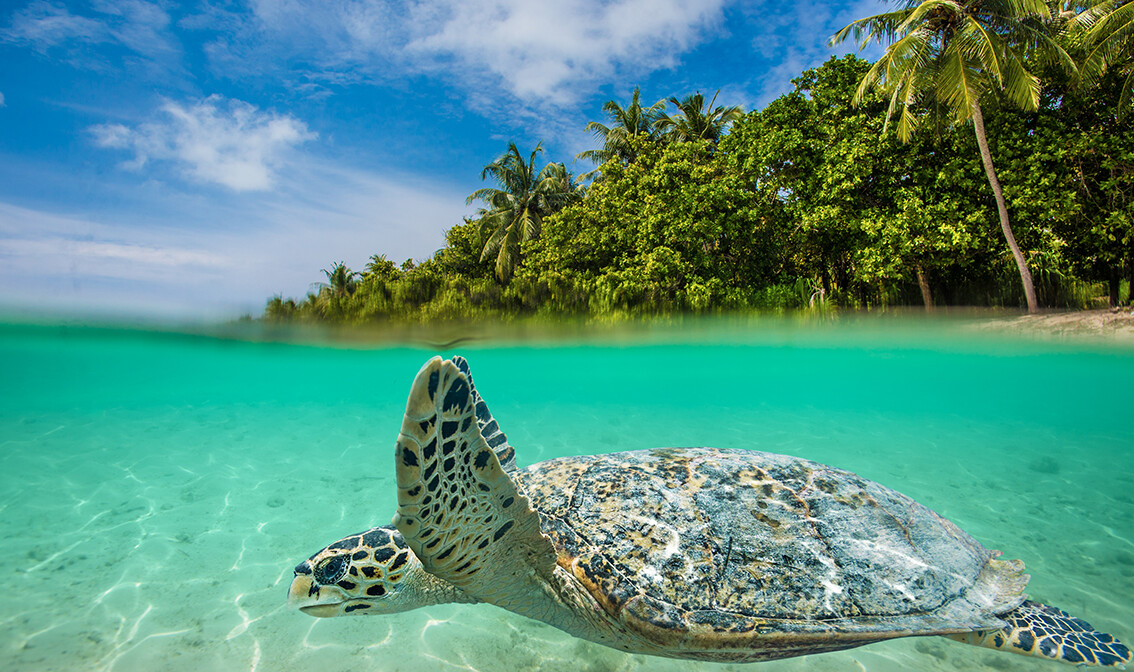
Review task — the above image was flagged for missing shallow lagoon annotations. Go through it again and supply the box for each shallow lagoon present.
[1,318,1131,672]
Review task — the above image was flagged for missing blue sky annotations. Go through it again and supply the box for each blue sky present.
[0,0,885,319]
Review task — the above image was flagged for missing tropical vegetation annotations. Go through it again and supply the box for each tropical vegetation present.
[466,142,581,282]
[264,3,1133,325]
[576,86,666,169]
[829,0,1080,313]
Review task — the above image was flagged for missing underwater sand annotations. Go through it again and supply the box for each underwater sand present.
[1,320,1131,672]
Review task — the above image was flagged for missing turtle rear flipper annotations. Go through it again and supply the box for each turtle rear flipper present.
[393,357,558,614]
[947,601,1131,668]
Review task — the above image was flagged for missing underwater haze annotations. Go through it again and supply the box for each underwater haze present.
[1,319,1132,672]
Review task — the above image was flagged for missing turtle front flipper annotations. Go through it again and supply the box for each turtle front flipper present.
[947,600,1131,668]
[392,357,558,614]
[451,356,516,472]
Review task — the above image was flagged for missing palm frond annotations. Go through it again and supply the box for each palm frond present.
[856,27,932,126]
[958,17,1005,84]
[1120,66,1134,117]
[1000,44,1041,110]
[895,67,924,141]
[938,36,984,122]
[479,222,509,261]
[898,0,961,36]
[519,207,541,242]
[466,187,499,206]
[583,121,613,141]
[1087,0,1134,44]
[494,224,523,282]
[829,9,914,49]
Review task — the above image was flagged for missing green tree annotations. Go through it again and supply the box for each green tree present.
[520,137,783,314]
[996,67,1134,306]
[323,261,360,298]
[467,142,580,282]
[577,86,666,168]
[724,61,873,304]
[855,144,994,310]
[656,91,745,143]
[832,0,1075,312]
[434,218,494,280]
[726,56,996,309]
[264,294,298,322]
[313,261,361,320]
[363,254,400,282]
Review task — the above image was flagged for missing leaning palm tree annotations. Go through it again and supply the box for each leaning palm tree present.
[577,86,667,167]
[655,90,745,143]
[467,142,580,282]
[831,0,1076,313]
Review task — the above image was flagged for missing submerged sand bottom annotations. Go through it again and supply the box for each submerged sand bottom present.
[2,397,1130,672]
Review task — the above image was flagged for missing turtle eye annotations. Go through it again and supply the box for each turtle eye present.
[314,555,349,585]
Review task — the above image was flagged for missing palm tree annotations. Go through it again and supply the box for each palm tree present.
[655,90,745,143]
[577,87,667,167]
[264,294,298,321]
[831,0,1075,313]
[467,142,581,282]
[1070,0,1134,115]
[322,261,360,298]
[363,253,400,282]
[537,160,585,203]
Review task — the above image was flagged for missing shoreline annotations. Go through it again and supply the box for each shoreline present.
[3,307,1134,347]
[975,307,1134,342]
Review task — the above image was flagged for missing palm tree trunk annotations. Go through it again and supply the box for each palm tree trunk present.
[972,103,1038,313]
[916,262,934,312]
[1126,258,1133,306]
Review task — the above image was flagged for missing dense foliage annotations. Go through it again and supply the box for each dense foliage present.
[266,35,1133,324]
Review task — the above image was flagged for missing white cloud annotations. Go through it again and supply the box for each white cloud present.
[404,0,726,105]
[187,0,885,144]
[0,203,233,277]
[2,0,177,62]
[90,95,316,192]
[2,1,109,49]
[4,237,227,271]
[0,161,471,318]
[198,0,724,107]
[90,0,177,58]
[0,203,235,317]
[0,91,5,106]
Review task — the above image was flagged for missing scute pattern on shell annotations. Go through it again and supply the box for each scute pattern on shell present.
[519,447,992,622]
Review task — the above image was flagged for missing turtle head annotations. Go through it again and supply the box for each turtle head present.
[288,525,473,617]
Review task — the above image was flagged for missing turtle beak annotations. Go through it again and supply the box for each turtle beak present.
[288,575,346,617]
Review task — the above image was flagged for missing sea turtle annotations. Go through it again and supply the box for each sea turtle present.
[288,356,1131,667]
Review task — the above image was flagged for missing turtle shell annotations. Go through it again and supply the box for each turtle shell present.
[516,447,1023,653]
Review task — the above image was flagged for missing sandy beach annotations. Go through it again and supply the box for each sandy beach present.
[977,308,1134,342]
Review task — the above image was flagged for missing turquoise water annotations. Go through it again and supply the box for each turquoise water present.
[1,320,1132,672]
